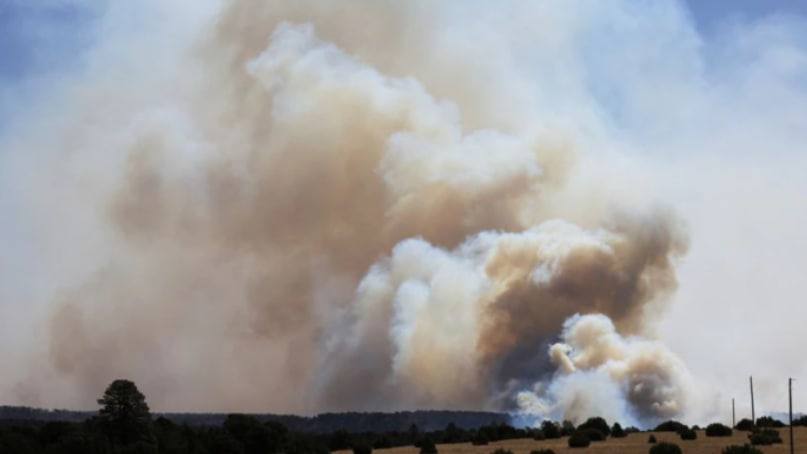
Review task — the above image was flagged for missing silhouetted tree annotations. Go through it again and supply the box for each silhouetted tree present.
[611,422,626,438]
[649,442,682,454]
[722,444,763,454]
[705,423,733,437]
[567,431,590,448]
[654,420,687,433]
[578,417,610,437]
[678,427,697,440]
[419,437,437,453]
[755,416,784,428]
[97,379,153,445]
[540,421,561,439]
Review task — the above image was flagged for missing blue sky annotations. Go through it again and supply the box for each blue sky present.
[2,0,807,86]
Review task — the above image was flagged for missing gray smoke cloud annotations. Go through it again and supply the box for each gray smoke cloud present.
[15,0,787,426]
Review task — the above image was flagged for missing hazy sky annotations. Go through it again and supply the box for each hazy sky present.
[1,0,807,422]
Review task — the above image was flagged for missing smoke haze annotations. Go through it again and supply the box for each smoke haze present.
[2,0,807,428]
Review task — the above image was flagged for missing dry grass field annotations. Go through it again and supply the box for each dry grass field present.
[337,428,807,454]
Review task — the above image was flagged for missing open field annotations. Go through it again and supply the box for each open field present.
[337,428,807,454]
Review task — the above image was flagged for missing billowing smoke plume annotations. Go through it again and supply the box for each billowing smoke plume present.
[7,0,699,425]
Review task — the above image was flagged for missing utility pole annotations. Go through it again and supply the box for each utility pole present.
[789,378,794,454]
[732,398,736,428]
[750,376,756,425]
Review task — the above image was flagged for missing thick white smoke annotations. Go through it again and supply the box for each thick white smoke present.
[4,0,807,428]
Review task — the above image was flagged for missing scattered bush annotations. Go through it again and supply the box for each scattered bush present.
[568,431,591,448]
[722,445,763,454]
[655,421,687,433]
[577,417,611,437]
[748,428,782,446]
[561,420,576,437]
[793,415,807,426]
[735,419,755,431]
[625,426,641,434]
[531,429,545,441]
[530,450,555,454]
[649,442,682,454]
[648,435,657,444]
[540,421,561,439]
[579,428,606,442]
[678,427,697,440]
[706,423,733,437]
[755,416,785,428]
[611,422,627,438]
[352,444,372,454]
[419,437,438,454]
[471,433,488,446]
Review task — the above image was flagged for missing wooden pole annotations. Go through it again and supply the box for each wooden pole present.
[789,378,794,454]
[732,398,736,428]
[750,376,756,425]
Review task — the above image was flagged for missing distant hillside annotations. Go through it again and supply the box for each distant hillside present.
[0,406,509,433]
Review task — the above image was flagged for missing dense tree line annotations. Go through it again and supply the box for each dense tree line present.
[3,380,800,453]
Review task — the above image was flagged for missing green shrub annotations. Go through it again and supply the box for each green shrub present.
[579,428,605,442]
[678,427,697,440]
[611,422,627,438]
[419,437,438,453]
[755,416,785,428]
[577,417,610,437]
[649,442,682,454]
[561,421,576,437]
[625,426,641,434]
[648,435,657,444]
[748,428,782,445]
[735,419,755,431]
[471,432,488,445]
[531,429,545,441]
[540,421,560,439]
[352,443,372,454]
[568,431,591,448]
[722,445,763,454]
[654,421,687,433]
[705,423,733,437]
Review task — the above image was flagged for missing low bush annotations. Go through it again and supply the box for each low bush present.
[561,420,576,437]
[532,429,545,441]
[648,435,657,444]
[649,442,682,454]
[706,423,733,437]
[580,428,605,442]
[541,421,561,439]
[490,449,513,454]
[655,421,688,433]
[722,445,763,454]
[352,444,372,454]
[419,438,438,454]
[568,431,591,448]
[611,422,627,438]
[530,450,555,454]
[625,426,641,434]
[755,416,785,428]
[678,427,697,440]
[578,417,611,437]
[471,433,488,446]
[748,428,782,446]
[735,419,755,431]
[793,415,807,427]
